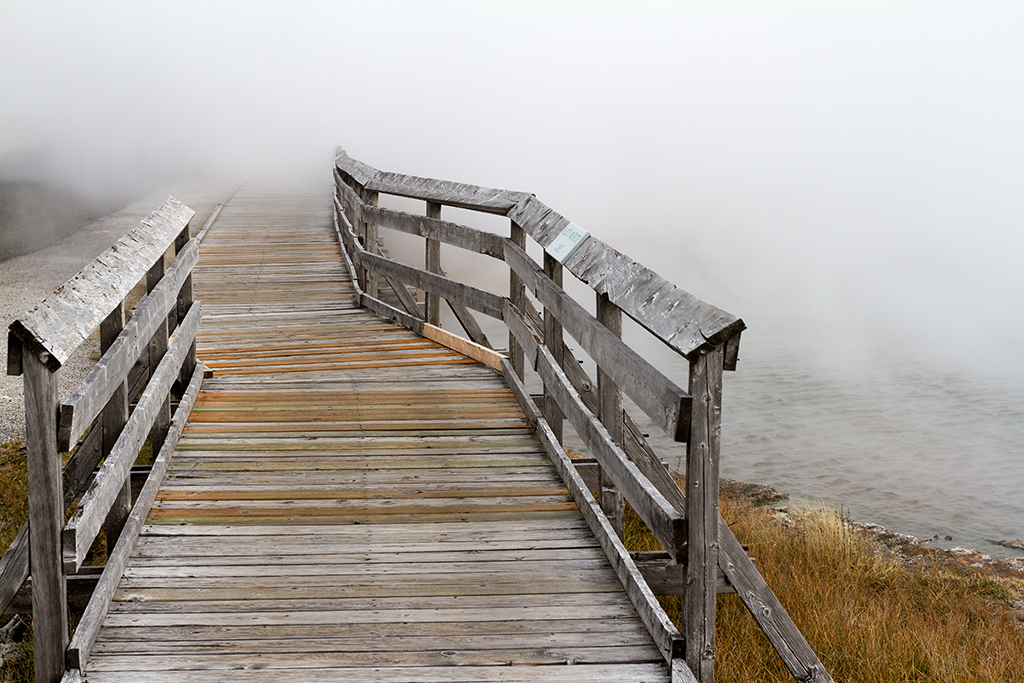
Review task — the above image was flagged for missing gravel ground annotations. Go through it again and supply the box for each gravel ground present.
[0,183,232,443]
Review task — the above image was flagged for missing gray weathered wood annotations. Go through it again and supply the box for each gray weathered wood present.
[508,221,527,379]
[100,302,131,553]
[7,198,195,373]
[597,293,625,538]
[360,252,505,321]
[147,261,172,457]
[718,519,834,682]
[57,240,199,451]
[542,253,565,444]
[502,359,682,665]
[505,317,685,561]
[504,239,691,441]
[631,552,733,595]
[62,303,201,574]
[360,204,505,259]
[66,362,204,672]
[685,344,723,682]
[363,189,380,299]
[425,202,442,327]
[0,525,30,617]
[507,194,744,362]
[23,350,68,683]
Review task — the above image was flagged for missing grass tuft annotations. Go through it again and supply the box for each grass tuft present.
[625,491,1024,682]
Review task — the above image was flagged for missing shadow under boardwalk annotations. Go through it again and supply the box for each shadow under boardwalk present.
[81,187,670,682]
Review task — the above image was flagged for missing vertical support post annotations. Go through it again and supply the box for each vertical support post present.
[174,227,197,387]
[542,253,565,444]
[363,189,380,300]
[596,292,625,538]
[685,343,724,683]
[23,350,68,683]
[425,201,442,326]
[100,302,130,553]
[508,221,527,379]
[147,257,171,457]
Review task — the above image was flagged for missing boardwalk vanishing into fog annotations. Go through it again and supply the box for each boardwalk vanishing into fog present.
[4,151,832,683]
[70,187,671,682]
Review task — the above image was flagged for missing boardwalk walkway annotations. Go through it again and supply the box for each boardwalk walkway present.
[80,187,670,681]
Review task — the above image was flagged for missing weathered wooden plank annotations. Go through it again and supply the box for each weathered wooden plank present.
[361,203,505,258]
[0,525,29,617]
[421,323,503,371]
[502,359,682,665]
[23,349,69,683]
[63,303,201,574]
[503,238,692,441]
[360,251,505,320]
[58,239,199,451]
[100,302,131,554]
[368,173,528,215]
[505,306,685,559]
[534,344,685,560]
[507,194,744,362]
[72,663,668,682]
[685,344,723,682]
[7,198,195,372]
[66,362,204,672]
[718,518,834,682]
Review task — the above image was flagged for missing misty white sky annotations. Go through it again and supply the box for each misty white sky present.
[3,1,1022,372]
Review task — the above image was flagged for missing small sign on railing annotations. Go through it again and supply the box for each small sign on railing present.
[545,223,590,264]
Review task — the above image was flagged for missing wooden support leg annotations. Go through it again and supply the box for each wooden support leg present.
[23,351,68,683]
[508,221,527,379]
[685,344,724,682]
[543,253,564,444]
[100,303,131,552]
[596,292,624,538]
[147,261,171,457]
[425,202,442,326]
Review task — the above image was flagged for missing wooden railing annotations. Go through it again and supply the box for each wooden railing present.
[333,148,833,683]
[2,198,205,683]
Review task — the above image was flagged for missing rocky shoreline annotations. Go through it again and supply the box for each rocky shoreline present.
[720,478,1024,579]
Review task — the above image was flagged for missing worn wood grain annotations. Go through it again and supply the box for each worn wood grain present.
[63,303,201,574]
[503,239,692,441]
[8,198,194,372]
[57,240,199,451]
[23,349,69,683]
[685,345,723,682]
[67,363,204,671]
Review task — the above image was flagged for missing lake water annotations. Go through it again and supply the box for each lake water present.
[635,326,1024,559]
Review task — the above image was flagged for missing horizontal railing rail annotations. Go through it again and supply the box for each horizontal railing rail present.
[333,147,831,683]
[3,198,204,683]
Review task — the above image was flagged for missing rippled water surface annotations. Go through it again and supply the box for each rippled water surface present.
[642,331,1024,559]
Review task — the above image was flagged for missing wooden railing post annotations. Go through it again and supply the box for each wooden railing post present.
[175,227,197,386]
[22,350,67,683]
[363,189,380,299]
[100,301,130,552]
[542,253,564,444]
[685,343,725,683]
[147,258,171,456]
[425,202,442,326]
[596,292,625,538]
[508,221,527,379]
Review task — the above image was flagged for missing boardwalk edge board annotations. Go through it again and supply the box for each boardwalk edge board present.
[66,362,205,672]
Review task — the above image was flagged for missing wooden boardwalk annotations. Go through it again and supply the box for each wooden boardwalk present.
[80,187,670,681]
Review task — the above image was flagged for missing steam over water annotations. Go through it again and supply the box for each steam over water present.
[3,3,1022,556]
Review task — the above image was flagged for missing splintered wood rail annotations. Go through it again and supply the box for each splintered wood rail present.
[3,152,832,683]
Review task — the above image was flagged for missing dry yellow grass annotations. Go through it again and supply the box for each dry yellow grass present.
[626,494,1024,682]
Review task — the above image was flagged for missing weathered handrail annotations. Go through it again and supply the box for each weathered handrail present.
[3,198,204,683]
[333,148,831,683]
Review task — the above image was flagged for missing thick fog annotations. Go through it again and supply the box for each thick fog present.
[3,1,1023,549]
[4,1,1022,373]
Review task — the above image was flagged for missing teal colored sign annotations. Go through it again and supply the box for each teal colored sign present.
[545,223,590,264]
